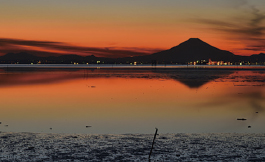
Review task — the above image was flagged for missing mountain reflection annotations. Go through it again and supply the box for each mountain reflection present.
[152,69,234,88]
[0,68,263,89]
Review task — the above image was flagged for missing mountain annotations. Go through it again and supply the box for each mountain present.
[129,38,235,63]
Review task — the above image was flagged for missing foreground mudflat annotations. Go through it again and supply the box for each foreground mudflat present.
[1,132,265,161]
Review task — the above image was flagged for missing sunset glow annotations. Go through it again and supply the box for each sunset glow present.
[0,0,265,57]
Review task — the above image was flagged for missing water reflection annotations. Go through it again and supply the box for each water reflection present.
[0,68,264,134]
[152,69,234,88]
[0,68,236,88]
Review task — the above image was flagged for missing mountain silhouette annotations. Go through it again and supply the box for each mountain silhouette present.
[137,38,235,63]
[1,52,39,60]
[249,53,265,62]
[0,52,101,64]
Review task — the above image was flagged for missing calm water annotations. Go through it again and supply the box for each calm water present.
[0,68,264,134]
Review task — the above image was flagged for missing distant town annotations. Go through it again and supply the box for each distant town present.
[0,53,264,66]
[188,59,265,66]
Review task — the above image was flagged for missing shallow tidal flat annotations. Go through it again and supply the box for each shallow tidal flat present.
[1,132,265,161]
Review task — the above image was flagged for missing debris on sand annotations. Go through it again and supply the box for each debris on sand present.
[237,118,247,121]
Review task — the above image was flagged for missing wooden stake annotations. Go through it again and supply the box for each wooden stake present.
[149,128,158,161]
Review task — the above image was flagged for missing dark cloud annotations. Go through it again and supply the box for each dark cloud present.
[0,38,163,58]
[196,7,265,38]
[197,19,237,28]
[193,4,265,53]
[244,45,265,51]
[248,6,265,36]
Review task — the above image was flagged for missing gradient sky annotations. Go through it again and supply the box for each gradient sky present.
[0,0,265,57]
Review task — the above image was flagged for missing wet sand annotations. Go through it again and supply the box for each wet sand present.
[1,132,265,161]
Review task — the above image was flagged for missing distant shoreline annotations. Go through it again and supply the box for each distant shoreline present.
[1,64,265,70]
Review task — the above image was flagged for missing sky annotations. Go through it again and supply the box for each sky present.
[0,0,265,58]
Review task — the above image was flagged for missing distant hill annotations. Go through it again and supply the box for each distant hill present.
[0,52,40,63]
[0,52,100,64]
[231,53,265,63]
[249,53,265,62]
[0,38,264,64]
[1,52,39,60]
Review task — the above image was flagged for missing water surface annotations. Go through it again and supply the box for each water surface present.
[0,68,264,134]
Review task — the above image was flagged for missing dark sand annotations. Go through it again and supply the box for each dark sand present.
[1,132,265,161]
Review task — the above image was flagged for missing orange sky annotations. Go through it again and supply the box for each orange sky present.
[0,0,265,57]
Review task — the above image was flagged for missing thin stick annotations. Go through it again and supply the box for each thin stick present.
[149,128,158,161]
